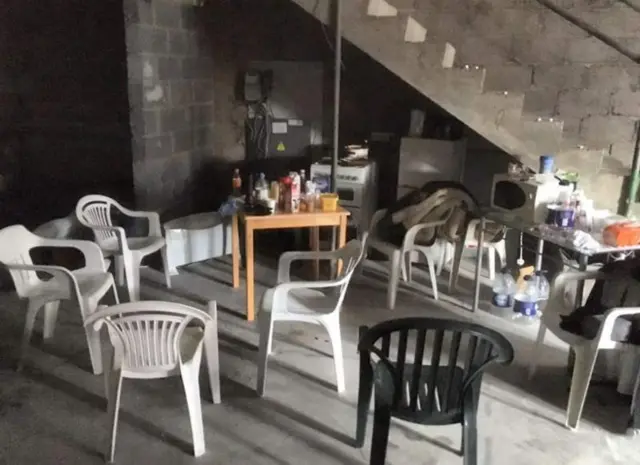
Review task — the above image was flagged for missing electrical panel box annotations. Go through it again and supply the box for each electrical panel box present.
[268,118,310,157]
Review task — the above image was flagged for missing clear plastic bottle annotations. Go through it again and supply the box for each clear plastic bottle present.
[254,172,269,201]
[534,270,550,314]
[513,275,539,321]
[491,268,516,317]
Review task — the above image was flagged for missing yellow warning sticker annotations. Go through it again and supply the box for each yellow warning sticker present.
[276,142,286,152]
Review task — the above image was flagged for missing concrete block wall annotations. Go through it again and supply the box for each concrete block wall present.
[409,0,640,172]
[124,0,215,216]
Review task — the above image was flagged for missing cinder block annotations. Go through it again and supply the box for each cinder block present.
[532,64,588,89]
[523,88,560,115]
[157,56,182,80]
[483,65,533,92]
[574,4,640,38]
[612,91,640,117]
[192,80,214,103]
[169,81,193,106]
[582,65,639,93]
[168,30,189,55]
[580,115,637,144]
[510,33,568,65]
[159,107,190,133]
[557,88,612,118]
[566,37,621,63]
[154,0,181,29]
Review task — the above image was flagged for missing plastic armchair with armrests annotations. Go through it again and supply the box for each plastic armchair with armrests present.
[528,269,640,430]
[75,194,171,302]
[365,208,445,310]
[84,300,221,462]
[257,240,364,397]
[0,224,119,374]
[356,317,514,465]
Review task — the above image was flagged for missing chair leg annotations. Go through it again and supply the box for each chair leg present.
[387,251,402,310]
[256,312,274,397]
[528,324,547,379]
[160,245,172,289]
[356,326,373,448]
[426,255,439,301]
[495,240,507,270]
[42,300,60,340]
[105,365,124,463]
[180,346,206,457]
[566,345,598,430]
[85,320,104,375]
[123,254,141,302]
[462,411,478,465]
[448,239,464,293]
[487,247,496,281]
[369,400,392,465]
[18,300,43,371]
[114,256,125,287]
[401,252,410,283]
[323,316,345,393]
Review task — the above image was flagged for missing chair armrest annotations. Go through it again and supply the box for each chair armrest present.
[402,220,447,252]
[119,207,162,236]
[277,250,342,283]
[270,278,347,311]
[596,307,640,349]
[38,238,107,272]
[5,264,80,300]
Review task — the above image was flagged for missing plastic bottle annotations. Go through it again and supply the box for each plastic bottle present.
[491,268,515,316]
[534,270,550,313]
[231,168,242,197]
[255,172,269,201]
[513,275,539,320]
[300,169,307,194]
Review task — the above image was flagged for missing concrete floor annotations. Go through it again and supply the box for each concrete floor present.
[0,255,638,465]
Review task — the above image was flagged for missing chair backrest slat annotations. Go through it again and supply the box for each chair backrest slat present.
[394,330,409,406]
[426,329,444,414]
[443,331,462,411]
[409,328,427,411]
[381,333,391,358]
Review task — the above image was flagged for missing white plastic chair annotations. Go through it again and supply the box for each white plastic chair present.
[364,209,444,310]
[84,300,221,462]
[528,270,640,430]
[0,224,118,374]
[447,218,507,291]
[257,240,364,397]
[76,195,171,302]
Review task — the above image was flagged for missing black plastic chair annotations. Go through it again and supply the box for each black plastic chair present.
[356,317,514,465]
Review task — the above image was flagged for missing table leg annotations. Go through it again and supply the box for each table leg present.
[310,227,320,280]
[245,225,255,321]
[472,216,486,312]
[337,215,348,276]
[232,215,240,288]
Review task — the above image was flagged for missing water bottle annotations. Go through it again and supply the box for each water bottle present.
[534,270,550,313]
[513,275,539,320]
[491,268,515,315]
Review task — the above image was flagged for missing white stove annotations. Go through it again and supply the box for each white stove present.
[309,158,377,234]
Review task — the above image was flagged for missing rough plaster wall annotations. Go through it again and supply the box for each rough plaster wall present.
[125,0,216,215]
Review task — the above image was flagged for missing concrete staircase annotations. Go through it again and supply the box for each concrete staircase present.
[290,0,633,210]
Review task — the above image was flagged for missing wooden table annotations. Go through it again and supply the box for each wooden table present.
[231,207,350,321]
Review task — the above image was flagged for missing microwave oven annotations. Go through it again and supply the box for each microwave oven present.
[490,174,564,223]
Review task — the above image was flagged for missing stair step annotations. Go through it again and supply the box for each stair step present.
[404,16,426,43]
[366,0,398,17]
[483,65,534,92]
[555,144,607,174]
